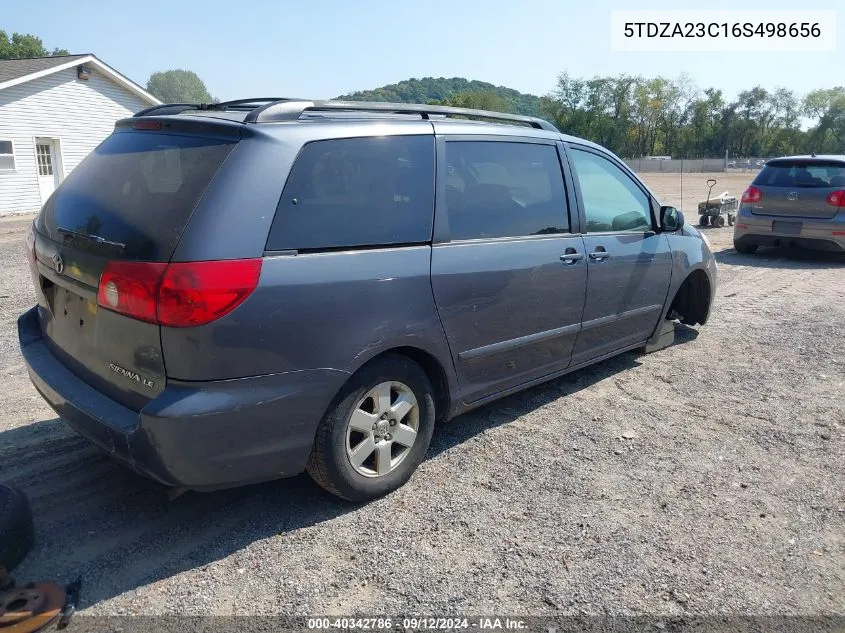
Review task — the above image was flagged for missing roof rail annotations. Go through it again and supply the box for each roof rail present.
[135,98,560,132]
[245,100,559,131]
[206,97,306,110]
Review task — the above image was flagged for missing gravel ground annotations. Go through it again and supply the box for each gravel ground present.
[0,209,843,618]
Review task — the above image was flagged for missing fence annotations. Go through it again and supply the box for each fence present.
[623,158,726,173]
[624,157,771,173]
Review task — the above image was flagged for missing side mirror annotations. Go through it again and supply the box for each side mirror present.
[661,206,684,232]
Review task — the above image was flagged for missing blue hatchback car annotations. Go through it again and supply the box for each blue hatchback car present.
[19,99,716,501]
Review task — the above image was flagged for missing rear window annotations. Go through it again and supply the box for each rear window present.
[37,131,235,261]
[754,160,845,188]
[266,135,435,251]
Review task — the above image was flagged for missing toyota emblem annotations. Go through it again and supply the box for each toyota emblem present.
[787,191,799,201]
[51,253,64,274]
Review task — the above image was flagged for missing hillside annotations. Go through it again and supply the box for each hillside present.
[337,77,544,117]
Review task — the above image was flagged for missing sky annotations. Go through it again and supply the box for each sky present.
[3,0,842,102]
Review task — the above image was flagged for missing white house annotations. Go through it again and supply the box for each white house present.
[0,54,160,215]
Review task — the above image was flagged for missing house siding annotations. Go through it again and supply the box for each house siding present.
[0,66,150,215]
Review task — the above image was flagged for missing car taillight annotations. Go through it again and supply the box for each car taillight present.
[826,190,845,208]
[741,186,763,203]
[97,259,262,327]
[98,261,167,323]
[157,260,262,327]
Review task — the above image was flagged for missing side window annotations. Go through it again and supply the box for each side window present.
[0,140,15,171]
[569,149,653,233]
[444,141,569,240]
[267,135,434,251]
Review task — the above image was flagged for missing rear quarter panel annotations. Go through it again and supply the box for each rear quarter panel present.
[160,247,457,391]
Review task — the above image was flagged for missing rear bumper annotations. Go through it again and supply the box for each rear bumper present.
[733,231,845,253]
[734,209,845,252]
[18,306,349,490]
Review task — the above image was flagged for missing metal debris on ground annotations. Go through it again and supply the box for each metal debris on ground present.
[0,568,80,633]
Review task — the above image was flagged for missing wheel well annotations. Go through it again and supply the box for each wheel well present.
[669,270,712,326]
[364,347,451,423]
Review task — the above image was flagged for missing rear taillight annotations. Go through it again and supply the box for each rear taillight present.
[157,260,262,327]
[97,259,261,327]
[98,261,167,323]
[741,186,763,203]
[826,190,845,208]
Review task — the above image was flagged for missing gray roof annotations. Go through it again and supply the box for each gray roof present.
[0,54,90,84]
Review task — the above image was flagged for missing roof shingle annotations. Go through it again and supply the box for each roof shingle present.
[0,54,90,84]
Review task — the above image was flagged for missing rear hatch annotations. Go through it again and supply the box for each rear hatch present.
[30,125,237,410]
[750,159,845,219]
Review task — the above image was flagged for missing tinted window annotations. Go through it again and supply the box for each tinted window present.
[569,149,652,233]
[444,141,569,240]
[754,161,845,188]
[37,131,235,260]
[268,135,434,251]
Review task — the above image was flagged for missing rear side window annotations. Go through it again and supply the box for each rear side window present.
[444,141,569,240]
[37,131,235,261]
[267,135,435,251]
[754,161,845,188]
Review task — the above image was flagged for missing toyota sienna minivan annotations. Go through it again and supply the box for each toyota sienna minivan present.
[19,98,717,501]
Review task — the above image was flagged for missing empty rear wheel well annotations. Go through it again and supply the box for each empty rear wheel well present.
[363,347,451,423]
[669,270,711,326]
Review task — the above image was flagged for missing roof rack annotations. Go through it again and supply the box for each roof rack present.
[134,98,559,132]
[246,99,559,131]
[133,98,305,118]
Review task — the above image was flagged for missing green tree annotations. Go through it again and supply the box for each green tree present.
[804,87,845,153]
[339,77,544,117]
[430,91,511,113]
[0,31,69,58]
[146,69,214,103]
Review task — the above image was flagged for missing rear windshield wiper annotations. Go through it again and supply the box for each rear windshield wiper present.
[57,227,126,250]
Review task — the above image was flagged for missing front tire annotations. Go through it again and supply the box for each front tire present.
[734,240,758,254]
[306,354,436,502]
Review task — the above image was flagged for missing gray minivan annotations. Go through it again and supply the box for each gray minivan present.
[19,99,717,501]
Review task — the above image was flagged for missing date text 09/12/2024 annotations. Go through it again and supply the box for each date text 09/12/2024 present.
[307,617,529,630]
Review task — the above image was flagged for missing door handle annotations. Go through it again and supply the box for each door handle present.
[559,251,584,264]
[588,250,610,261]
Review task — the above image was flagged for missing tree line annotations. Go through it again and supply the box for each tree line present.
[537,73,843,158]
[347,75,844,158]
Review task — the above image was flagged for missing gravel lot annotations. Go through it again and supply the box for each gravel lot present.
[1,190,843,619]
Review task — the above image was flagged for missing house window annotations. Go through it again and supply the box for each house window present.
[35,143,53,176]
[0,140,15,171]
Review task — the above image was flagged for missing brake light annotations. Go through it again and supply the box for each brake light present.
[736,223,748,230]
[741,187,763,204]
[158,260,262,327]
[133,120,162,131]
[97,259,262,327]
[98,261,167,323]
[826,190,845,208]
